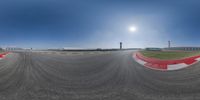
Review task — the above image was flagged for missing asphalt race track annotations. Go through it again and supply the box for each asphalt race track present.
[0,51,200,100]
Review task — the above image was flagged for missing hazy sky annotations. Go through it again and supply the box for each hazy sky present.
[0,0,200,49]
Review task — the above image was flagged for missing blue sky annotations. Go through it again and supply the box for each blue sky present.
[0,0,200,49]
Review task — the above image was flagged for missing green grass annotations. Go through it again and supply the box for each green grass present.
[0,50,4,54]
[140,51,200,60]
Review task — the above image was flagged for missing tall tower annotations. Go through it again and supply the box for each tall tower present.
[168,41,171,48]
[120,42,122,49]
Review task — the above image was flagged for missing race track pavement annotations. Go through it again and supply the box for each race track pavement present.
[0,51,200,100]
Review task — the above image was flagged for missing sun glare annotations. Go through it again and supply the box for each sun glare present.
[129,26,137,32]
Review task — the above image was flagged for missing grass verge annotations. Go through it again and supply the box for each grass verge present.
[140,50,200,60]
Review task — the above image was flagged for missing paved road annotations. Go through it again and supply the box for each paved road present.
[0,51,200,100]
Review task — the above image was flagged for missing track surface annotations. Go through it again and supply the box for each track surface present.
[0,51,200,100]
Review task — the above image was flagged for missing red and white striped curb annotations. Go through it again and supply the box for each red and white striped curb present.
[0,52,10,60]
[133,53,200,71]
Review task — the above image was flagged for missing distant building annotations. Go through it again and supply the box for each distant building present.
[6,47,23,51]
[120,42,122,49]
[164,47,200,51]
[145,48,162,51]
[168,41,171,48]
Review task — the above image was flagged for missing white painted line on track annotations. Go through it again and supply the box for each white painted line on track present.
[167,63,188,70]
[195,57,200,61]
[136,58,146,65]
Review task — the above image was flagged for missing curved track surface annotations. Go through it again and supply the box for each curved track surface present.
[0,51,200,100]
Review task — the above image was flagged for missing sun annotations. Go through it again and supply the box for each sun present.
[129,26,137,32]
